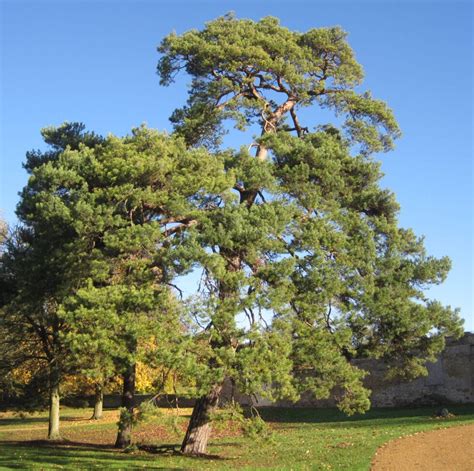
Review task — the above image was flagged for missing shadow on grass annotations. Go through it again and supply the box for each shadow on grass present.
[0,440,187,470]
[138,443,228,461]
[0,439,231,470]
[0,414,101,428]
[0,417,48,427]
[257,404,474,426]
[0,439,114,451]
[138,443,181,455]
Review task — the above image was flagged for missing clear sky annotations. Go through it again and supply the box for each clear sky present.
[1,0,472,331]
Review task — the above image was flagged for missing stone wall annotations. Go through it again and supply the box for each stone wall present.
[354,333,474,407]
[222,332,474,408]
[71,333,472,410]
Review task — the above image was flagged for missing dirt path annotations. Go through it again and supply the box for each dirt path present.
[371,423,474,471]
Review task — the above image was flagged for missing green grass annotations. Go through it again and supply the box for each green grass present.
[0,405,473,470]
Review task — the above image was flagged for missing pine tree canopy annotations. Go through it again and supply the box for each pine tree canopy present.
[157,14,400,154]
[155,15,463,414]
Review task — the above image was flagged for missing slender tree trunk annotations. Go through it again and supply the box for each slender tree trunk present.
[181,383,223,455]
[114,364,136,448]
[48,367,61,440]
[91,382,104,420]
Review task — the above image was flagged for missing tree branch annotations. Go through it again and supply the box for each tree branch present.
[163,219,198,238]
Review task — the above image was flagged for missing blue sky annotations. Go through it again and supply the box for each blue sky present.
[1,1,472,330]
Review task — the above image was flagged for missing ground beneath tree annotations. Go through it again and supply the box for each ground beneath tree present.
[371,423,474,471]
[0,408,242,446]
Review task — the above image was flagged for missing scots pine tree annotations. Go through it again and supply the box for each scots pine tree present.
[157,14,463,454]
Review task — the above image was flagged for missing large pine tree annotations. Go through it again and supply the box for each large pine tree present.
[156,14,463,454]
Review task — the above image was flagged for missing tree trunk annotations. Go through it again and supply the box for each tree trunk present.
[181,102,295,454]
[181,383,223,455]
[48,367,61,440]
[256,97,296,161]
[114,364,136,448]
[91,382,103,420]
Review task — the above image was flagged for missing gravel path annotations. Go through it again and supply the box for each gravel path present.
[371,423,474,471]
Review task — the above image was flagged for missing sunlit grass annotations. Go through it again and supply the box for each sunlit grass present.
[0,405,472,470]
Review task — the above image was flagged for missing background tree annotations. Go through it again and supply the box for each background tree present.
[0,124,104,439]
[0,216,7,245]
[157,14,463,454]
[0,218,55,408]
[0,218,28,403]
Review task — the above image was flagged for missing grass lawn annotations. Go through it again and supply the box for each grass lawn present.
[0,404,473,470]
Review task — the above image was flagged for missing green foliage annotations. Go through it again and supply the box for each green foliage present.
[122,401,183,438]
[0,123,110,409]
[36,125,232,390]
[241,413,273,442]
[157,14,400,151]
[211,402,273,442]
[23,122,104,173]
[156,14,463,421]
[1,123,232,419]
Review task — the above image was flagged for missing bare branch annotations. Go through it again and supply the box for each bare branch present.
[216,91,245,110]
[163,219,198,238]
[258,309,269,330]
[290,107,308,137]
[166,282,184,299]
